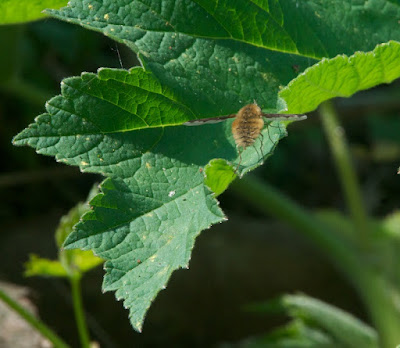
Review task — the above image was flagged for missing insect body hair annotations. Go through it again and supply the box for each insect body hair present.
[232,104,264,149]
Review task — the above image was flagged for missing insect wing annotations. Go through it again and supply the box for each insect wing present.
[261,113,307,121]
[184,115,235,126]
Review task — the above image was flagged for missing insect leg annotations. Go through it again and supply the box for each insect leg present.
[252,143,260,165]
[234,146,243,176]
[259,132,265,161]
[266,121,284,148]
[265,121,274,144]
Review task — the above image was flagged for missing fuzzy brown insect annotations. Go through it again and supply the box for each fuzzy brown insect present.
[184,103,306,150]
[231,104,265,149]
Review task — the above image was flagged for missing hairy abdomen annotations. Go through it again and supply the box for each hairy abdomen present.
[232,117,264,149]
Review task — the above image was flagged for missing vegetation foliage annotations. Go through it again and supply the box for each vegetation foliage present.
[4,0,400,346]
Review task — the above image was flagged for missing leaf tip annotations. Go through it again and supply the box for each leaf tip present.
[62,233,80,250]
[133,323,143,333]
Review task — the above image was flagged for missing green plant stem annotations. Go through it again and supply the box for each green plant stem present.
[319,101,370,241]
[231,176,360,279]
[358,274,400,348]
[318,102,400,345]
[0,287,70,348]
[70,277,91,348]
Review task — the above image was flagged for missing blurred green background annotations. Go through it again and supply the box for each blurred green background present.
[1,19,400,347]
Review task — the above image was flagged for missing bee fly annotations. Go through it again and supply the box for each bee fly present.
[184,103,306,171]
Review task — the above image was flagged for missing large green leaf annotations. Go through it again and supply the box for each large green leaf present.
[46,0,317,115]
[46,0,400,114]
[0,0,67,25]
[13,67,289,330]
[14,67,285,175]
[47,0,400,58]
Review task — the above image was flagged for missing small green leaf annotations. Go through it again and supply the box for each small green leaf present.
[239,321,335,348]
[56,187,103,277]
[382,210,400,238]
[280,41,400,113]
[281,294,378,348]
[24,186,103,279]
[247,294,378,348]
[25,255,68,277]
[204,159,236,196]
[55,185,99,248]
[0,0,67,25]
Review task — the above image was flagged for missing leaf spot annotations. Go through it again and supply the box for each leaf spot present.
[168,190,176,197]
[104,14,110,20]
